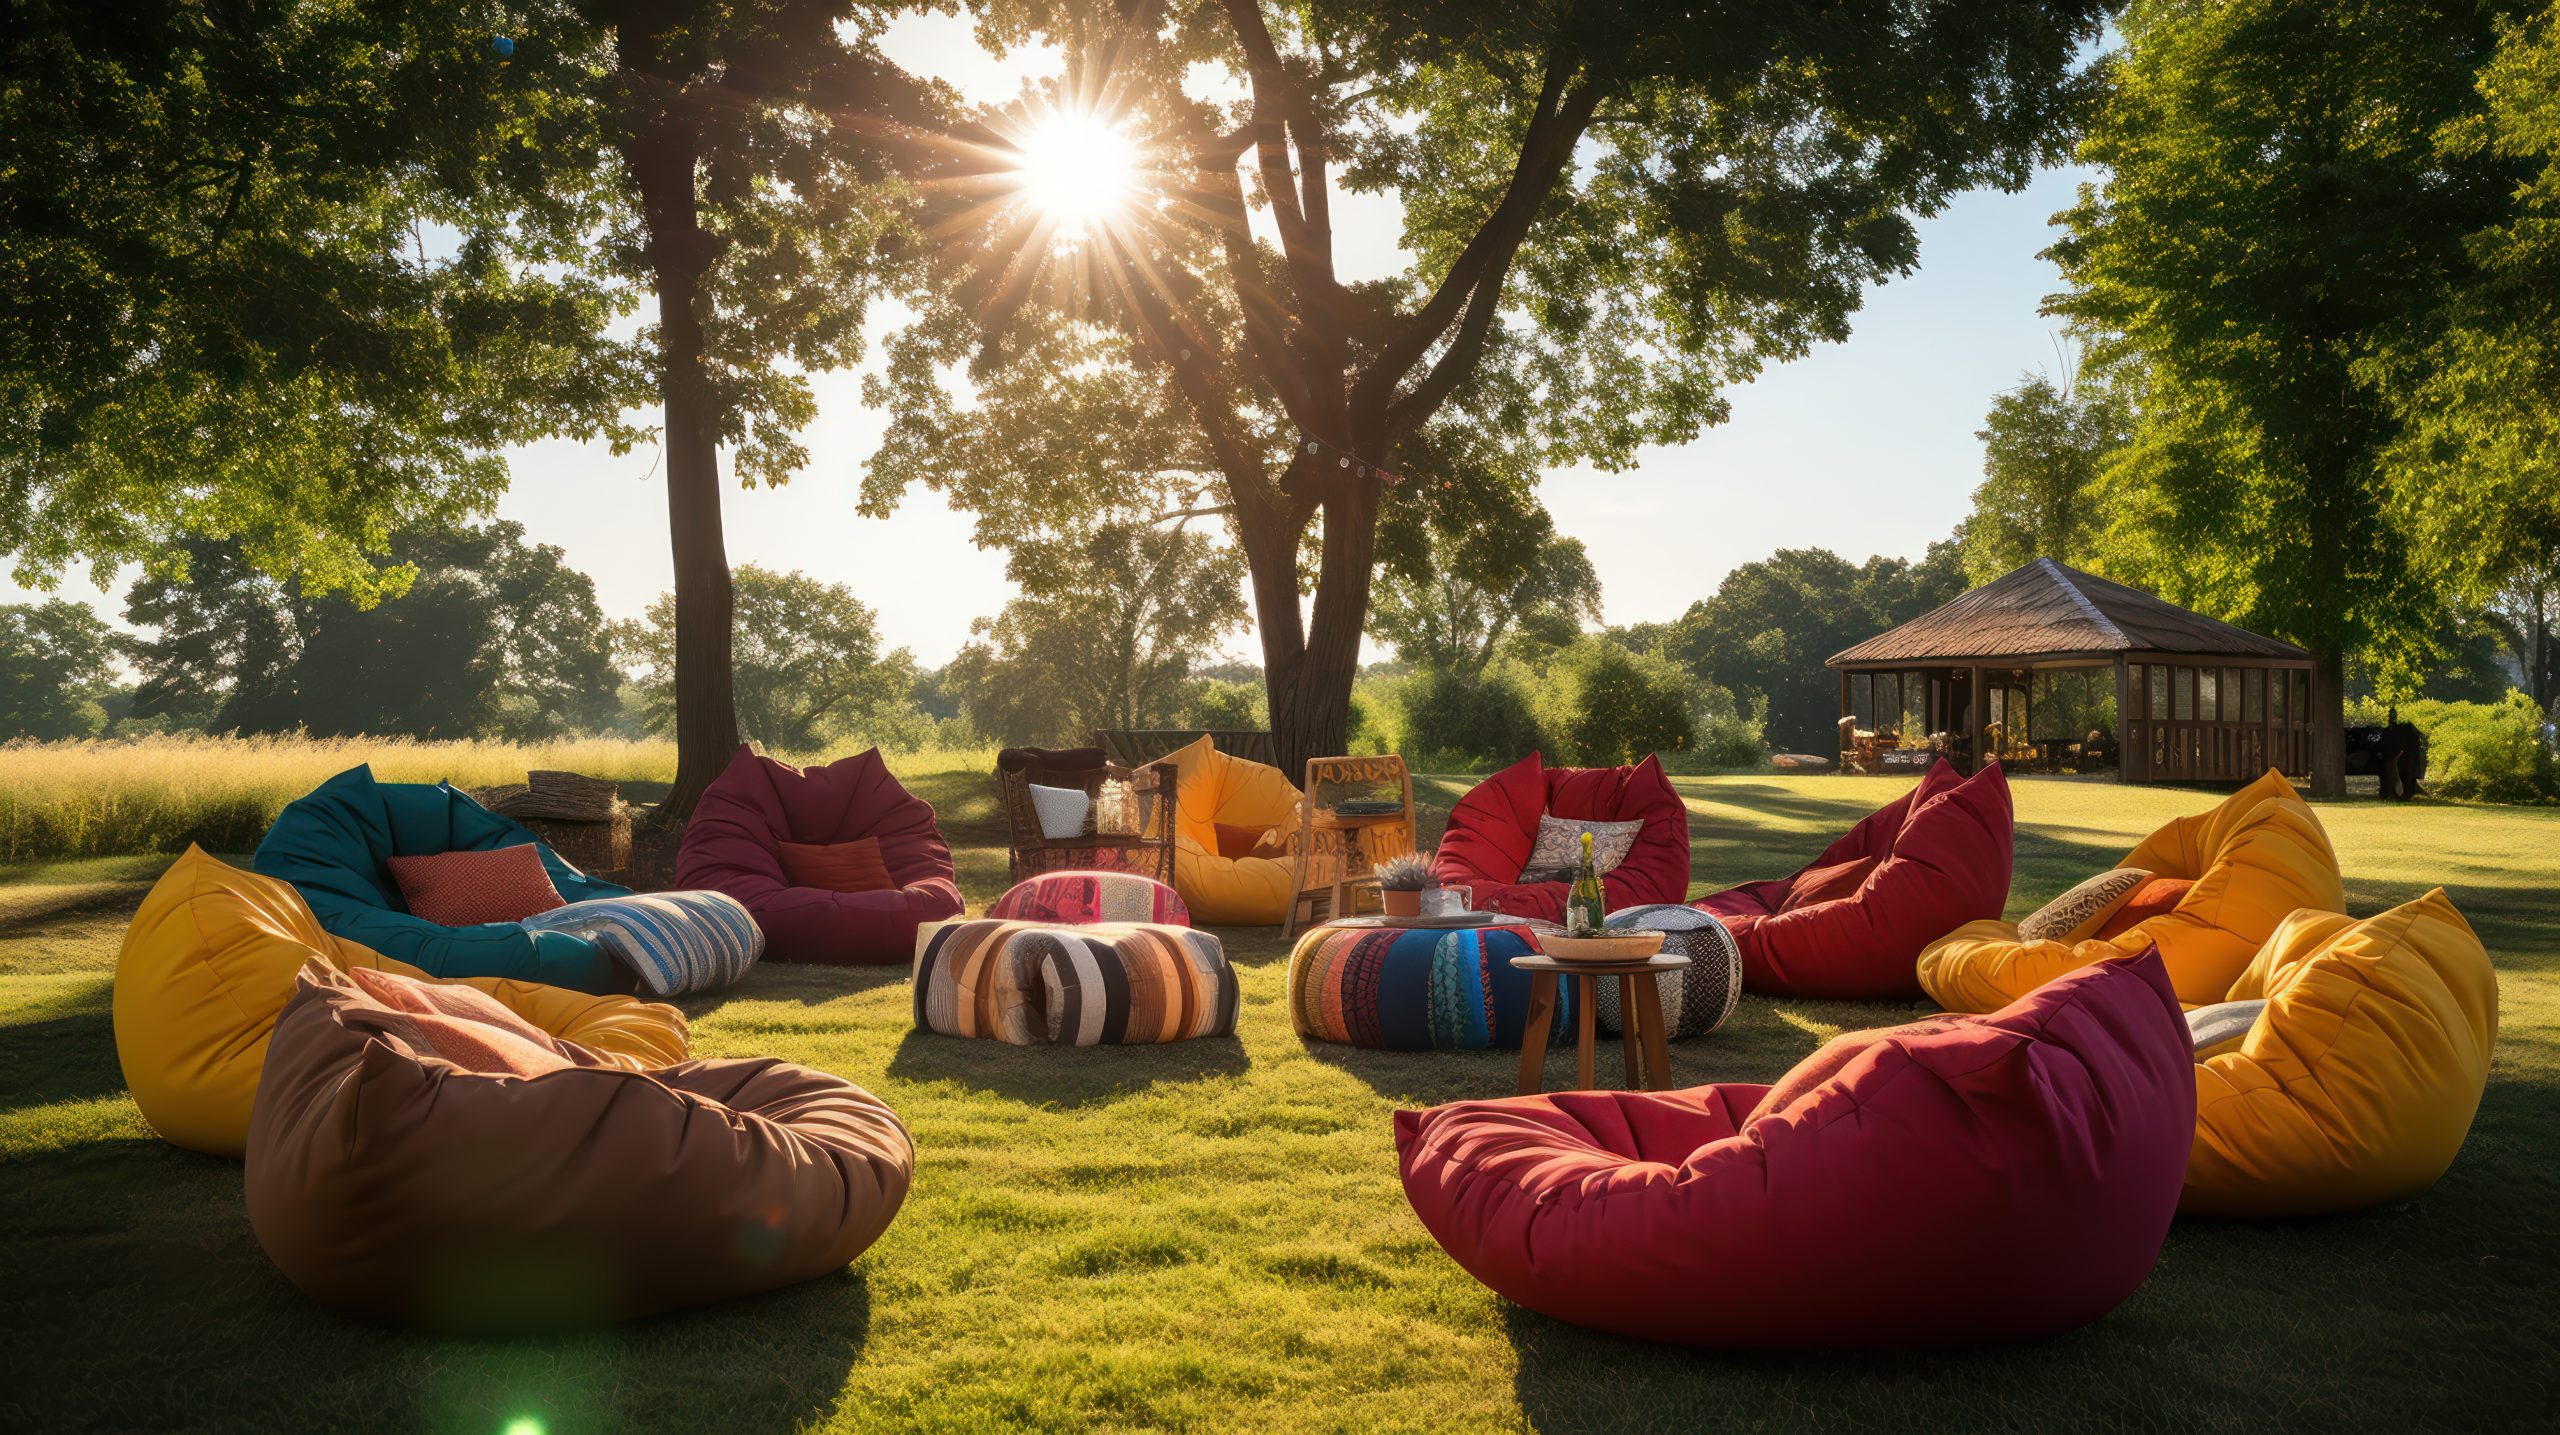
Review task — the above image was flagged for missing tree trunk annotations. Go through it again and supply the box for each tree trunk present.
[626,119,738,823]
[2308,647,2346,800]
[1260,483,1378,778]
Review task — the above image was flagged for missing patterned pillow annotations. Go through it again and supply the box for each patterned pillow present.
[913,919,1235,1046]
[520,891,765,996]
[2018,868,2153,944]
[1518,816,1644,883]
[387,845,566,926]
[1594,905,1743,1040]
[1027,783,1092,840]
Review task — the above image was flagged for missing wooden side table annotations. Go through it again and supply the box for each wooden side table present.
[1511,952,1691,1095]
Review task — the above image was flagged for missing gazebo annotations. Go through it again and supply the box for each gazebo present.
[1827,558,2313,784]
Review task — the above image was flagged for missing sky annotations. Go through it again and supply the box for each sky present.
[5,11,2098,669]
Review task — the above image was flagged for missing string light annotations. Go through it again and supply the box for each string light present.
[1292,430,1402,486]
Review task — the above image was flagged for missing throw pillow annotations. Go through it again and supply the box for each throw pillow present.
[1778,855,1876,913]
[519,891,766,997]
[2185,997,2267,1059]
[777,837,895,893]
[334,966,577,1078]
[2095,877,2193,942]
[1027,782,1093,840]
[387,844,567,927]
[1518,815,1644,883]
[2018,867,2153,945]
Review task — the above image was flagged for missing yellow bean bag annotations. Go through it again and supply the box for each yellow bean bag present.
[114,846,690,1156]
[1918,769,2344,1012]
[2185,888,2498,1216]
[1165,736,1301,925]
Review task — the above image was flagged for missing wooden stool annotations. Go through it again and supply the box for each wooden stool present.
[1510,952,1692,1095]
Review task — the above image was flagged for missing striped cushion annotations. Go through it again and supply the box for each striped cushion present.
[913,919,1235,1047]
[1593,904,1743,1039]
[519,891,764,996]
[985,871,1189,926]
[1286,923,1556,1051]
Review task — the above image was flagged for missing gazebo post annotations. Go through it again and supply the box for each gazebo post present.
[1965,664,1982,773]
[2114,654,2137,782]
[1838,670,1851,767]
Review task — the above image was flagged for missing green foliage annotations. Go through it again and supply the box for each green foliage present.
[124,524,619,740]
[1669,542,1968,753]
[1182,678,1268,732]
[2357,694,2560,804]
[1368,520,1601,675]
[0,600,117,739]
[1399,666,1547,771]
[1961,366,2132,582]
[1684,682,1769,771]
[1537,640,1695,769]
[619,565,921,752]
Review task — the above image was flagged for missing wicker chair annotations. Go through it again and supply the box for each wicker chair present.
[1281,755,1417,937]
[995,746,1178,887]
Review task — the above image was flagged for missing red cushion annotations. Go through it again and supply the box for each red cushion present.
[1777,855,1875,913]
[336,966,578,1078]
[2094,877,2193,941]
[1432,752,1691,922]
[386,845,567,926]
[1394,948,2194,1348]
[673,745,964,964]
[777,837,895,893]
[1693,759,2013,1000]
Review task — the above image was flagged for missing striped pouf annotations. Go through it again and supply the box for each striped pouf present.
[985,871,1189,927]
[912,919,1236,1047]
[518,890,765,996]
[1286,922,1561,1051]
[1591,905,1742,1039]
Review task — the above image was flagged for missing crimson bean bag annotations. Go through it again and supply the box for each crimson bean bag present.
[1395,948,2194,1348]
[1432,753,1690,923]
[1694,759,2011,1000]
[675,745,962,964]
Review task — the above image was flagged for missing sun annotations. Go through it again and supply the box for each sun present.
[1010,111,1139,238]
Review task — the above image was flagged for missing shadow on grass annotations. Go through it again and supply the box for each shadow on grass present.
[885,1028,1249,1108]
[0,974,122,1111]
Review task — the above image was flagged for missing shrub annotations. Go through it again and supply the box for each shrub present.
[1401,665,1547,769]
[1684,682,1768,770]
[2411,693,2559,804]
[1183,677,1269,730]
[1541,640,1696,768]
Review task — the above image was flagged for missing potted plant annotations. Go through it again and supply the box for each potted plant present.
[1376,851,1439,918]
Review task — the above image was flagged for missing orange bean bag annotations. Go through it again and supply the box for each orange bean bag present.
[246,960,912,1332]
[1918,768,2345,1012]
[114,847,688,1157]
[1164,736,1303,925]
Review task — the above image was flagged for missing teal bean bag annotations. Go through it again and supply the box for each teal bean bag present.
[252,765,631,992]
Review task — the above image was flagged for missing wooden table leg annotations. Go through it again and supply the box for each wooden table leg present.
[1636,973,1674,1090]
[1575,975,1597,1091]
[1515,971,1557,1096]
[1616,974,1644,1088]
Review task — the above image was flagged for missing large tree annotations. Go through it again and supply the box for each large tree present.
[1960,363,2132,583]
[1368,518,1601,676]
[2048,0,2535,796]
[618,564,924,752]
[871,0,2113,771]
[0,600,118,740]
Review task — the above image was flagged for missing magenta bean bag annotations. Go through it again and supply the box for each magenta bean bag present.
[1395,948,2194,1348]
[1693,758,2013,1000]
[1431,752,1691,924]
[675,745,962,964]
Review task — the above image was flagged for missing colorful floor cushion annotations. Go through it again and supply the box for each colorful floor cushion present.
[253,764,633,992]
[518,891,764,996]
[986,870,1190,926]
[246,960,912,1332]
[675,745,964,964]
[1395,950,2194,1347]
[912,918,1236,1046]
[1694,759,2012,1001]
[116,847,688,1157]
[1288,923,1563,1051]
[1918,768,2345,1012]
[1432,753,1690,924]
[2184,889,2498,1217]
[1165,736,1302,925]
[1590,905,1742,1039]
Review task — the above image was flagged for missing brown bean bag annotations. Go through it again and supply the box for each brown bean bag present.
[246,960,912,1332]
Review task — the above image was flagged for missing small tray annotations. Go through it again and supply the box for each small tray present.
[1534,931,1667,963]
[1332,798,1405,816]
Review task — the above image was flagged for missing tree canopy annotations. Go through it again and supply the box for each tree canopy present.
[618,565,923,753]
[1367,519,1601,676]
[1960,364,2131,583]
[0,600,118,740]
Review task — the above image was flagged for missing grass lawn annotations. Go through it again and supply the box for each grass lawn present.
[5,763,2555,1432]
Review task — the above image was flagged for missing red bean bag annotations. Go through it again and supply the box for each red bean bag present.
[1694,759,2012,1000]
[675,745,963,964]
[1431,753,1690,923]
[1394,948,2194,1348]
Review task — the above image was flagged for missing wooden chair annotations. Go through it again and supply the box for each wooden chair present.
[1282,755,1418,938]
[993,746,1178,887]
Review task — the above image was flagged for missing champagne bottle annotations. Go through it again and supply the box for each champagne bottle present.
[1568,829,1607,936]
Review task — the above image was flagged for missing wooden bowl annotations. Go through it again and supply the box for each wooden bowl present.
[1535,931,1666,963]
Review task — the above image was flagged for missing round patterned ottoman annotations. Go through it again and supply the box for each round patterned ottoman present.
[1287,921,1567,1051]
[913,918,1234,1046]
[986,870,1189,926]
[1592,905,1742,1039]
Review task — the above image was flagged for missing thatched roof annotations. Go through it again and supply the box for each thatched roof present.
[1828,559,2310,667]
